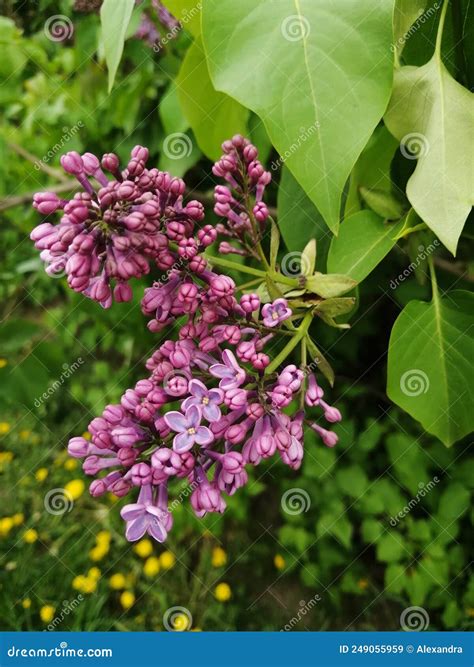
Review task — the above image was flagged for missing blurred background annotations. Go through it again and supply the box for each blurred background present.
[0,0,472,632]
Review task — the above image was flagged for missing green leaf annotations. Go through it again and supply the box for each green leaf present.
[301,239,316,277]
[176,37,248,160]
[345,125,400,217]
[376,532,406,562]
[392,0,427,61]
[100,0,135,92]
[336,466,368,498]
[314,297,356,318]
[159,81,189,136]
[361,518,384,544]
[327,211,404,283]
[437,482,470,521]
[359,186,405,219]
[202,0,394,233]
[384,54,474,255]
[306,272,357,298]
[277,166,331,268]
[270,219,280,271]
[385,563,406,594]
[387,290,474,446]
[317,511,352,549]
[162,0,202,37]
[305,336,334,387]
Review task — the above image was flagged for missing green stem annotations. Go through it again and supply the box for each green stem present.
[435,0,449,59]
[428,254,439,304]
[264,311,313,375]
[203,253,299,287]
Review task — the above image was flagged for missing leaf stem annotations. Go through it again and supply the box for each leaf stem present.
[428,254,439,304]
[264,311,313,375]
[203,253,299,286]
[435,0,449,58]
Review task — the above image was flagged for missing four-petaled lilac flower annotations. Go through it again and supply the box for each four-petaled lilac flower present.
[182,379,223,422]
[261,298,292,328]
[210,350,246,389]
[120,485,172,542]
[164,404,213,452]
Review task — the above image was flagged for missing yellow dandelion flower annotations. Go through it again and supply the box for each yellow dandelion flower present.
[211,546,227,567]
[89,545,108,562]
[19,429,31,440]
[109,573,127,590]
[21,598,31,609]
[23,528,38,544]
[0,517,14,537]
[39,605,55,623]
[64,479,85,501]
[120,591,135,610]
[466,608,474,618]
[12,513,24,526]
[274,554,286,570]
[172,613,190,631]
[134,539,153,558]
[81,577,98,594]
[0,423,10,435]
[143,557,160,578]
[72,575,87,592]
[35,468,48,482]
[96,530,111,545]
[357,578,369,591]
[0,358,8,369]
[64,459,78,471]
[88,567,101,580]
[159,551,176,570]
[0,451,13,466]
[214,582,231,602]
[82,431,91,441]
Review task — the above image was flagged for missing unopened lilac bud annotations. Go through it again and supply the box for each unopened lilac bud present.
[61,151,84,175]
[68,436,90,458]
[311,423,338,448]
[33,192,63,215]
[240,293,260,313]
[131,145,149,162]
[101,153,120,173]
[81,152,100,174]
[253,202,268,223]
[114,282,133,302]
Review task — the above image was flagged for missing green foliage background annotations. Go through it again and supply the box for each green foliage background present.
[0,0,472,631]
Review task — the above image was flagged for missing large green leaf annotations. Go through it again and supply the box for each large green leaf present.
[100,0,135,92]
[384,55,474,255]
[277,166,330,268]
[162,0,201,37]
[201,0,394,233]
[327,211,404,282]
[176,37,249,160]
[387,290,474,446]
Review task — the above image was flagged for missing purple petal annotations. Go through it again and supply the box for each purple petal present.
[222,349,239,371]
[181,396,200,411]
[186,404,202,428]
[203,403,221,422]
[125,515,147,541]
[194,426,214,446]
[147,518,167,543]
[173,431,194,453]
[208,388,224,404]
[209,363,233,379]
[188,379,207,400]
[120,503,145,521]
[164,410,188,432]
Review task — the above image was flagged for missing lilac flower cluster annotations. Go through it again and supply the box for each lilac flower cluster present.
[31,135,343,544]
[213,135,272,258]
[31,147,206,308]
